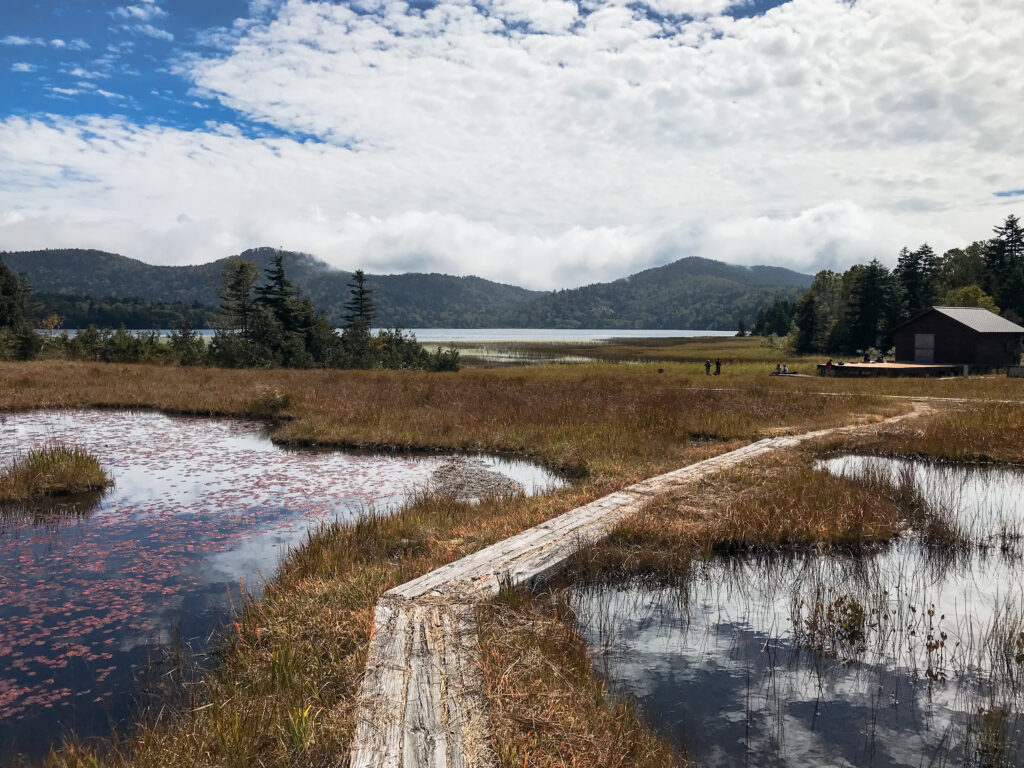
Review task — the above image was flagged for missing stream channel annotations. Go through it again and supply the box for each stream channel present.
[0,409,564,760]
[571,456,1024,767]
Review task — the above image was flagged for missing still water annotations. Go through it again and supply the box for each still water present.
[0,410,562,760]
[94,328,736,342]
[571,457,1024,768]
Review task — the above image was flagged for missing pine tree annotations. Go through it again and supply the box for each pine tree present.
[344,270,376,332]
[254,252,300,331]
[217,258,259,337]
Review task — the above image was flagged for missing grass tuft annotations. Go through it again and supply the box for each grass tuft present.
[0,443,112,501]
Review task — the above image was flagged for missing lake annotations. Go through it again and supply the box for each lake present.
[65,328,737,343]
[0,409,563,761]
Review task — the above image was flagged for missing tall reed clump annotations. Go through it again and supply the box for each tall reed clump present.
[0,443,112,501]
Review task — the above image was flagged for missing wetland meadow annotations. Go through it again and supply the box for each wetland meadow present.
[0,336,1019,768]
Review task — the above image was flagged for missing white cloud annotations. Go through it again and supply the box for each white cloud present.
[1,35,91,50]
[1,0,1023,288]
[126,24,174,41]
[2,35,45,46]
[112,2,168,22]
[10,62,37,73]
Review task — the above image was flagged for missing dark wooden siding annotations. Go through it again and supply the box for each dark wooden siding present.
[893,310,1023,367]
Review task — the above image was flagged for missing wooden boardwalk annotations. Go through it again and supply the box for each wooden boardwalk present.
[349,409,924,768]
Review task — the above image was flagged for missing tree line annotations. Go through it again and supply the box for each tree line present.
[0,253,460,371]
[742,214,1023,356]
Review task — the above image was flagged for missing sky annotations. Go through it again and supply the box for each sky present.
[0,0,1022,289]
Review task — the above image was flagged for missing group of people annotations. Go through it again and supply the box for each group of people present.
[773,363,792,375]
[704,358,722,375]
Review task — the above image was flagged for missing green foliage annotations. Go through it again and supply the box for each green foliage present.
[790,213,1022,354]
[33,293,215,330]
[944,285,1000,313]
[208,258,458,372]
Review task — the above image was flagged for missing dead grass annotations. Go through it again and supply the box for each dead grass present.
[0,443,111,501]
[0,361,895,477]
[820,401,1024,464]
[478,587,685,768]
[566,450,911,584]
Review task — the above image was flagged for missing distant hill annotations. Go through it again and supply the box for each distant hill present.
[495,257,812,329]
[0,248,541,328]
[0,248,812,330]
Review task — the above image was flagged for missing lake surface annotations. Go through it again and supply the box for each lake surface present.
[85,328,736,343]
[0,410,563,760]
[571,457,1024,768]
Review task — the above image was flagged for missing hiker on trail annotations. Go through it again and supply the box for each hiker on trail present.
[825,358,833,374]
[714,358,722,375]
[705,359,712,375]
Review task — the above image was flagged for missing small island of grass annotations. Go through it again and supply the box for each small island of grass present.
[0,443,113,501]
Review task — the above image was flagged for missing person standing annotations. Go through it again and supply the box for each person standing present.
[704,359,712,375]
[714,358,722,375]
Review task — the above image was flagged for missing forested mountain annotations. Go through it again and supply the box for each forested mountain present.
[1,248,541,328]
[0,247,812,329]
[493,257,811,329]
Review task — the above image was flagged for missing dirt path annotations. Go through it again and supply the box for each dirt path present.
[348,404,929,768]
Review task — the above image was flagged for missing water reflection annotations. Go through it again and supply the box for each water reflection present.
[571,459,1024,768]
[0,409,562,760]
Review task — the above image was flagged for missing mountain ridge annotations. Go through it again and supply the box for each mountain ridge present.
[0,247,812,329]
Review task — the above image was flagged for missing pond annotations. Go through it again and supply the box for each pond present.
[570,456,1024,768]
[0,409,564,761]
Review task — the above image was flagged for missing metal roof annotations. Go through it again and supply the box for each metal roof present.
[930,306,1024,334]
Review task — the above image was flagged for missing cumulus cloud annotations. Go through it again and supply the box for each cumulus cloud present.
[1,0,1023,287]
[10,62,37,73]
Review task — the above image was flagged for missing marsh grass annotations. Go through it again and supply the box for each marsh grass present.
[0,443,111,501]
[0,356,1011,768]
[0,361,894,477]
[478,587,686,768]
[818,401,1024,465]
[568,450,915,585]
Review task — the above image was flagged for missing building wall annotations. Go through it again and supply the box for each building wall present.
[893,311,1023,367]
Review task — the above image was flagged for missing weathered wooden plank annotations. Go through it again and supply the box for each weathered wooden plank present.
[351,603,413,768]
[403,606,447,768]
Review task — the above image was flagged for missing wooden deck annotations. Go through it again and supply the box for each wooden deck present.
[817,361,963,377]
[348,407,925,768]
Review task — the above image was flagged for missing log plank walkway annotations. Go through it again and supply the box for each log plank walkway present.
[349,406,926,768]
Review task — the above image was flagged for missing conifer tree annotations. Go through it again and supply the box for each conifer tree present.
[254,252,300,330]
[344,269,376,332]
[217,258,259,337]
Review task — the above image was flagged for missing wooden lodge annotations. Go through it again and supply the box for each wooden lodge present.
[892,306,1024,369]
[818,306,1024,378]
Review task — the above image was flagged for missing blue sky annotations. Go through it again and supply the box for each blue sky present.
[0,0,1021,287]
[2,0,281,134]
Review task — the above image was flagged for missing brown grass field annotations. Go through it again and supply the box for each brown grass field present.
[0,349,1017,768]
